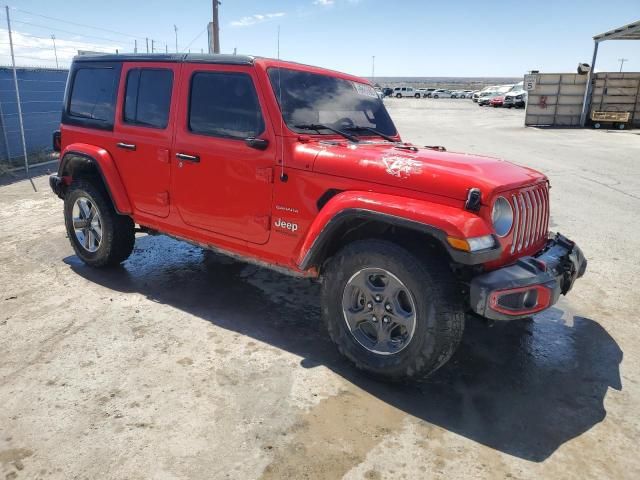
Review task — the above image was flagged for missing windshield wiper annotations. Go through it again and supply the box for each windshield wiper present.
[343,125,397,143]
[294,123,359,142]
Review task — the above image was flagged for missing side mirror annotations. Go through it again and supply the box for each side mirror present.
[245,137,269,151]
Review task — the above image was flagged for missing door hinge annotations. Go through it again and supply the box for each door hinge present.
[157,191,169,205]
[256,167,273,184]
[253,215,271,230]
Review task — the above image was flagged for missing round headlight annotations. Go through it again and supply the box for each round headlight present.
[492,196,513,237]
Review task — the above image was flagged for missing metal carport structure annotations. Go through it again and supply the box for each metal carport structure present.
[580,20,640,126]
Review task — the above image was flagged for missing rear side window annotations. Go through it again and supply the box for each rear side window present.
[188,72,264,139]
[123,68,173,129]
[68,67,118,123]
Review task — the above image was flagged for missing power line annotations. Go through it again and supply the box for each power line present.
[9,19,130,46]
[9,6,153,42]
[183,26,208,52]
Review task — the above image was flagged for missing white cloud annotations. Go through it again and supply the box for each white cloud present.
[230,12,286,28]
[314,0,362,6]
[0,30,122,68]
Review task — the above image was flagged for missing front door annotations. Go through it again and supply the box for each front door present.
[112,62,178,217]
[172,64,275,244]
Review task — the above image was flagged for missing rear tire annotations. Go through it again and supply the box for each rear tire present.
[321,239,464,381]
[64,178,135,267]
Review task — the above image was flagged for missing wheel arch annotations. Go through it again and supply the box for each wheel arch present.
[297,191,500,271]
[299,209,452,272]
[59,144,132,214]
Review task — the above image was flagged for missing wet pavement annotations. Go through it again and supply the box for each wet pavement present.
[1,100,638,479]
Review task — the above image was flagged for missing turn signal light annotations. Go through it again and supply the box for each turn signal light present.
[447,235,495,252]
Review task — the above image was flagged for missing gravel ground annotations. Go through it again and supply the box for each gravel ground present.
[1,98,639,479]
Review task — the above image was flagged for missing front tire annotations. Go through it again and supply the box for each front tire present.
[64,178,135,267]
[321,239,464,381]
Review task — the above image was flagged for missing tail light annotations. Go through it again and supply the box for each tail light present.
[52,130,61,152]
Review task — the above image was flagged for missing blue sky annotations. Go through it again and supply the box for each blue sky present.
[2,0,638,77]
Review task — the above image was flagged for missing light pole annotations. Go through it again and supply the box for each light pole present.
[371,55,375,84]
[51,34,59,69]
[174,25,178,53]
[618,58,628,72]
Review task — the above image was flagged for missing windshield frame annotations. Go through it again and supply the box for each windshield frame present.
[266,65,398,139]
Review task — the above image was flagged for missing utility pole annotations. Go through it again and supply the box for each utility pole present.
[618,58,628,72]
[151,39,155,53]
[371,55,375,83]
[134,39,137,53]
[211,0,221,54]
[51,35,59,69]
[174,25,178,52]
[165,43,168,54]
[5,6,30,184]
[146,37,149,53]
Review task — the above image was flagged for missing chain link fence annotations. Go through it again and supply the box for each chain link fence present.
[0,5,186,179]
[0,66,67,175]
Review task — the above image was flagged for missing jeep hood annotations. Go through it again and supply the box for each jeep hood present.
[305,141,546,202]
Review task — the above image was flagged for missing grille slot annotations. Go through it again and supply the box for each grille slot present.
[509,184,549,254]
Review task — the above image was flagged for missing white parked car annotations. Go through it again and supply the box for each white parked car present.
[393,86,421,98]
[417,88,435,98]
[431,89,453,99]
[452,90,473,99]
[477,91,500,106]
[504,90,527,108]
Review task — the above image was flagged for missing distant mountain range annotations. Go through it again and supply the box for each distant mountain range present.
[370,76,523,89]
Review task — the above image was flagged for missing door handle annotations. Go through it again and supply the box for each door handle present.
[116,142,136,151]
[176,153,200,163]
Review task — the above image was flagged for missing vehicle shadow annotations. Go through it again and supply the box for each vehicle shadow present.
[64,234,623,462]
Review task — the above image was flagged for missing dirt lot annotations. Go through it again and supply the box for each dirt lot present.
[1,98,639,480]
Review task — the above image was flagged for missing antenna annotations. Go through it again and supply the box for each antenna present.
[277,25,287,182]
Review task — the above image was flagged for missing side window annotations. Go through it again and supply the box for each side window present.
[68,67,118,124]
[188,72,264,139]
[123,68,173,129]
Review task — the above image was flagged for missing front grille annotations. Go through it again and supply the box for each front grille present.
[510,183,549,254]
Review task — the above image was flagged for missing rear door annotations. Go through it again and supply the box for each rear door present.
[112,62,178,217]
[172,63,275,244]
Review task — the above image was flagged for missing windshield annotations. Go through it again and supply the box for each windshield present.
[268,67,397,137]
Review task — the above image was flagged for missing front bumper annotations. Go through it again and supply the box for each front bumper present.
[469,233,587,320]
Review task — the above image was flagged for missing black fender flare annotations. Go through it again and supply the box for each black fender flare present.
[299,208,501,270]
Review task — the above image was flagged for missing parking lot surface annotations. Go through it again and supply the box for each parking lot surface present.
[1,99,639,479]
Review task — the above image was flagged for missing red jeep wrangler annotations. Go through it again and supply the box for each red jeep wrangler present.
[50,54,586,381]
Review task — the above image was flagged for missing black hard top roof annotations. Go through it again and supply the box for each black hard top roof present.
[73,53,255,65]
